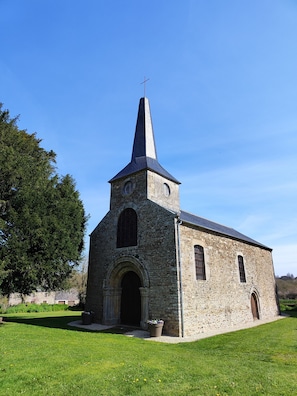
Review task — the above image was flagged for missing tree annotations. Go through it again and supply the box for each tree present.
[67,258,88,306]
[276,276,297,299]
[0,104,87,296]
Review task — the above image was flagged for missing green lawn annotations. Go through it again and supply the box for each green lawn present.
[0,311,296,395]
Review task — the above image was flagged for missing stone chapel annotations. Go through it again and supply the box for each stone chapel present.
[85,97,279,337]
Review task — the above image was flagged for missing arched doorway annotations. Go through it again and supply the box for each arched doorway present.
[251,292,260,319]
[120,271,141,326]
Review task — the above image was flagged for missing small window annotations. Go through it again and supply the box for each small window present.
[117,208,137,248]
[194,245,206,280]
[163,183,170,197]
[238,255,246,283]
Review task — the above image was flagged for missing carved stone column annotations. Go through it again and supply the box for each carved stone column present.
[139,287,149,329]
[103,287,121,325]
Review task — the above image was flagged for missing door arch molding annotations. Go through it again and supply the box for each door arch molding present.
[105,256,150,288]
[103,257,149,328]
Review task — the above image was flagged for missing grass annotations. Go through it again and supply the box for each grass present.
[0,302,70,314]
[0,311,296,395]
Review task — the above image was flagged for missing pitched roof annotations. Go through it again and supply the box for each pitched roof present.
[109,97,180,184]
[180,210,271,250]
[108,97,269,250]
[131,96,157,160]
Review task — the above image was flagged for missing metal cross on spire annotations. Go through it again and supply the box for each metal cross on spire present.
[141,76,150,97]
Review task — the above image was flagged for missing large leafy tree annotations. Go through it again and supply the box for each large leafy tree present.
[0,104,87,295]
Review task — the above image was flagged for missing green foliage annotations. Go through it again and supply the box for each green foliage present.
[279,299,297,312]
[286,309,297,317]
[276,276,297,299]
[66,261,88,306]
[0,311,296,395]
[0,103,88,295]
[0,303,69,314]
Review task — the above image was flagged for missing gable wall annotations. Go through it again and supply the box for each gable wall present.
[179,223,279,336]
[86,186,182,335]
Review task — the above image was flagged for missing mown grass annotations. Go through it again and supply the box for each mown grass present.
[0,302,70,314]
[0,311,296,395]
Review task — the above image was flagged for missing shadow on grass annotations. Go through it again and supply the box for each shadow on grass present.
[99,324,144,335]
[3,315,142,335]
[283,309,297,318]
[4,312,294,337]
[3,315,90,332]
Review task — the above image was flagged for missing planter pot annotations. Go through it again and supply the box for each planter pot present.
[148,322,164,337]
[81,311,92,325]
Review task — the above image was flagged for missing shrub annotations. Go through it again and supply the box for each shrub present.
[0,303,69,314]
[279,299,297,312]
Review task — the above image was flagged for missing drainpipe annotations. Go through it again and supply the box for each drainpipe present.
[176,216,184,337]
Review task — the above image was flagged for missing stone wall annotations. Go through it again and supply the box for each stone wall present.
[86,170,183,336]
[147,171,180,213]
[86,168,279,338]
[179,223,279,336]
[8,291,55,306]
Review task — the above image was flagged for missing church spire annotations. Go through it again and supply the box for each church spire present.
[131,97,157,160]
[109,97,180,184]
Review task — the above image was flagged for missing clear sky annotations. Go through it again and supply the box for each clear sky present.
[1,0,296,276]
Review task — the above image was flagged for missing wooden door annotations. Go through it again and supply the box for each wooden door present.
[120,271,141,326]
[251,293,260,319]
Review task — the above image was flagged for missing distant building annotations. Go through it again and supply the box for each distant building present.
[86,97,279,337]
[8,289,79,306]
[55,290,80,306]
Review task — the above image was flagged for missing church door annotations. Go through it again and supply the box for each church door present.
[120,271,141,326]
[251,293,260,319]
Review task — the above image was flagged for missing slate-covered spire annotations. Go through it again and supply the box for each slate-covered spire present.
[131,97,157,160]
[109,97,180,184]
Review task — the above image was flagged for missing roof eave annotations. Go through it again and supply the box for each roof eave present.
[179,213,272,251]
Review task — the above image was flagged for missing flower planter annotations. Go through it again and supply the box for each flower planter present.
[148,321,164,337]
[81,311,92,325]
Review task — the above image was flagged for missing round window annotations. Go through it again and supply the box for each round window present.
[123,181,133,195]
[163,183,170,197]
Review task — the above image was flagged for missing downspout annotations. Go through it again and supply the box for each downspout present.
[176,216,184,337]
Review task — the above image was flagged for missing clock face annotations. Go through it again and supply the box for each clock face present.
[123,181,133,195]
[163,183,170,197]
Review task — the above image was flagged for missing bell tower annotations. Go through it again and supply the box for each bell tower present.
[109,97,181,213]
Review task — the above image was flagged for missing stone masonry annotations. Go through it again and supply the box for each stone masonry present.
[85,97,279,337]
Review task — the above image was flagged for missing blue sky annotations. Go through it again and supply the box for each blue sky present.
[1,0,296,276]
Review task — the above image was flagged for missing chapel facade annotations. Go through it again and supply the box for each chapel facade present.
[85,97,279,337]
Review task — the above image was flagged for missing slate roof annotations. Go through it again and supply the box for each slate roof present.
[109,97,270,251]
[109,156,180,183]
[180,210,271,250]
[109,97,180,184]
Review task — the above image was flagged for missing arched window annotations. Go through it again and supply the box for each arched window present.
[117,208,137,248]
[194,245,206,280]
[238,255,246,282]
